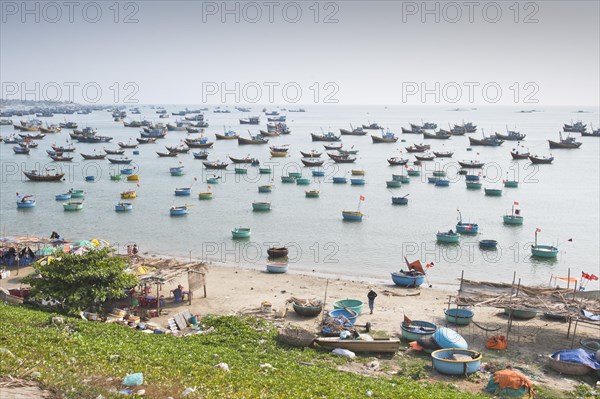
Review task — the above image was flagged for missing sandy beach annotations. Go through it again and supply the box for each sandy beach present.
[2,251,598,394]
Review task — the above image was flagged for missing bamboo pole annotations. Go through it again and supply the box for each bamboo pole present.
[566,268,571,290]
[321,279,329,324]
[515,278,522,297]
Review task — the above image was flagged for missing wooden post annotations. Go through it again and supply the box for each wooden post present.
[321,279,329,324]
[156,282,160,315]
[566,268,571,290]
[459,270,464,293]
[515,278,521,297]
[572,281,578,301]
[548,274,553,287]
[511,271,516,296]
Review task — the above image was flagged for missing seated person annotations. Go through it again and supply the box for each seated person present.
[172,285,183,303]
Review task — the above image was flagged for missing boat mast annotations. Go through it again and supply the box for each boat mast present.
[534,230,538,247]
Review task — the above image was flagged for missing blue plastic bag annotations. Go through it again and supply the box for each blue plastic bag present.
[122,372,143,386]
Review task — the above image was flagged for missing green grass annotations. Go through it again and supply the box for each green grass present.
[0,303,490,399]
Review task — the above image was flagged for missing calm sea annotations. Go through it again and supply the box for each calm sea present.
[1,105,599,290]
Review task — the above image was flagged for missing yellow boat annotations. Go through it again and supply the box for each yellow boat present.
[121,190,137,199]
[198,192,213,200]
[270,150,288,158]
[126,174,139,182]
[351,169,365,176]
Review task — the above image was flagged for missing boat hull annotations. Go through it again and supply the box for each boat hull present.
[503,215,524,225]
[391,272,425,287]
[484,189,503,196]
[342,211,363,221]
[232,228,251,238]
[456,223,478,234]
[437,233,460,243]
[400,321,437,341]
[266,263,288,273]
[432,349,482,375]
[531,245,558,258]
[444,309,474,325]
[391,197,408,205]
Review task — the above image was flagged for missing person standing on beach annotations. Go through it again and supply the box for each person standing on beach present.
[367,289,377,314]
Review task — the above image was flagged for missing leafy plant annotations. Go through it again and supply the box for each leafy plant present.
[21,248,138,314]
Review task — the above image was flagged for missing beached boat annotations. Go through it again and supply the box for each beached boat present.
[391,271,425,287]
[16,195,36,208]
[169,206,188,216]
[444,309,474,325]
[548,133,582,149]
[115,202,133,212]
[371,130,398,143]
[432,349,482,375]
[504,307,538,319]
[292,302,323,317]
[437,231,460,243]
[485,188,503,196]
[401,320,436,341]
[314,338,400,354]
[300,150,322,158]
[232,227,251,238]
[63,200,84,211]
[267,247,288,258]
[23,170,64,182]
[311,132,340,142]
[266,263,288,273]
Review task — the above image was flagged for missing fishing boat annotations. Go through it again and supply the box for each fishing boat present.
[529,154,554,164]
[548,132,582,149]
[392,195,409,205]
[121,190,137,199]
[16,195,36,208]
[270,145,290,153]
[342,211,363,221]
[305,189,320,198]
[107,157,132,164]
[266,263,288,273]
[386,180,401,188]
[350,178,365,185]
[184,137,214,148]
[432,349,482,375]
[323,143,343,150]
[340,125,367,136]
[301,158,324,167]
[39,125,61,133]
[170,166,185,176]
[80,152,106,160]
[259,168,272,174]
[104,148,125,155]
[120,168,134,175]
[314,337,400,354]
[270,150,287,157]
[332,176,347,184]
[55,192,71,201]
[63,200,84,211]
[59,121,77,129]
[18,132,45,140]
[338,147,359,155]
[495,129,526,141]
[387,157,409,165]
[504,203,524,225]
[423,131,451,140]
[51,144,75,153]
[175,187,191,196]
[391,258,427,287]
[156,151,178,157]
[165,145,190,154]
[311,132,340,142]
[232,227,251,238]
[456,210,478,234]
[235,167,248,174]
[458,160,484,168]
[13,146,30,154]
[251,201,271,211]
[433,151,453,158]
[239,116,260,125]
[406,169,420,176]
[437,231,460,243]
[485,188,503,196]
[192,151,209,160]
[504,307,538,320]
[563,121,587,133]
[258,185,273,193]
[444,308,474,325]
[267,247,288,258]
[198,192,213,200]
[68,189,84,198]
[50,154,73,162]
[392,174,410,183]
[137,137,157,144]
[228,155,256,164]
[23,170,64,182]
[169,206,188,216]
[351,169,365,176]
[281,176,297,183]
[296,178,311,185]
[362,122,382,130]
[140,129,166,139]
[118,141,138,149]
[504,179,519,188]
[401,320,437,341]
[510,148,530,159]
[115,202,133,212]
[300,150,322,158]
[292,302,322,317]
[371,130,398,143]
[75,135,113,143]
[414,153,435,161]
[238,133,269,145]
[452,122,477,134]
[259,130,280,137]
[402,127,423,134]
[329,153,357,163]
[215,130,239,140]
[206,176,221,184]
[435,179,450,187]
[531,229,558,258]
[469,136,504,146]
[479,239,498,249]
[186,127,200,134]
[464,180,480,188]
[405,144,430,153]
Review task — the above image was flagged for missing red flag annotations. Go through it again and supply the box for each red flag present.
[590,274,599,281]
[536,228,541,233]
[359,195,365,201]
[514,201,519,205]
[582,272,591,280]
[425,262,434,269]
[208,185,211,189]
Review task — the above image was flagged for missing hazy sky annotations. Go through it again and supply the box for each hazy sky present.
[1,0,599,105]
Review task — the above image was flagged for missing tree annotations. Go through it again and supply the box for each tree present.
[22,248,138,314]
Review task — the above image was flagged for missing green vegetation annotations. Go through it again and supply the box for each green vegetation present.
[0,304,489,399]
[21,249,137,315]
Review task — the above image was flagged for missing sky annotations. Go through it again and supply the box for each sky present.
[1,0,599,106]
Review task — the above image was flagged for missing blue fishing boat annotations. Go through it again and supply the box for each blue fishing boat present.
[296,178,311,185]
[169,205,188,216]
[328,309,358,325]
[115,202,133,212]
[479,239,498,249]
[350,178,365,185]
[531,229,558,258]
[342,211,363,221]
[281,176,296,183]
[68,189,84,198]
[456,210,478,234]
[332,176,347,184]
[85,175,96,182]
[266,262,288,273]
[465,174,480,181]
[437,231,460,243]
[435,179,450,187]
[55,193,71,201]
[466,181,482,189]
[252,201,271,211]
[312,170,325,177]
[13,146,30,154]
[174,187,191,196]
[258,185,273,193]
[120,168,134,175]
[16,195,36,208]
[170,166,185,176]
[392,195,409,205]
[391,271,425,287]
[427,177,438,184]
[432,349,482,375]
[232,227,251,238]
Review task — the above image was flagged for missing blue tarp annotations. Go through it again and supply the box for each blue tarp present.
[551,348,600,370]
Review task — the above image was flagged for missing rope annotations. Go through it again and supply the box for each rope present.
[471,320,502,332]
